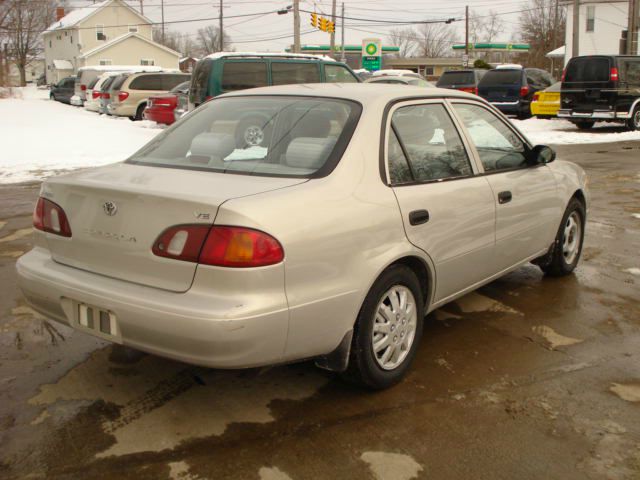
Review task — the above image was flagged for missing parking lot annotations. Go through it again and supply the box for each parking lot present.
[0,88,639,478]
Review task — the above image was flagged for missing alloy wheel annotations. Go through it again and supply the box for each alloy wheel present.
[562,211,582,265]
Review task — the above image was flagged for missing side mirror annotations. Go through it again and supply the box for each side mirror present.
[528,144,556,165]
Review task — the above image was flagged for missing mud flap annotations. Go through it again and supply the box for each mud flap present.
[314,330,353,372]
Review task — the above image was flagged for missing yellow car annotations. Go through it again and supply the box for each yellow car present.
[531,82,561,118]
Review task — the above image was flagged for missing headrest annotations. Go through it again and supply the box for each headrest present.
[285,137,337,170]
[292,111,332,138]
[187,132,236,163]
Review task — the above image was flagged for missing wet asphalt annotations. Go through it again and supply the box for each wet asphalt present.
[0,140,639,480]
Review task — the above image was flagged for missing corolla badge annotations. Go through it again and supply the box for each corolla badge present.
[103,201,118,216]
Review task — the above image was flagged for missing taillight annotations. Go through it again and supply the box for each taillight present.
[92,91,101,100]
[102,92,110,99]
[205,96,213,102]
[520,85,530,97]
[532,93,540,102]
[152,225,284,267]
[33,197,72,237]
[610,67,619,81]
[458,87,476,94]
[80,84,86,91]
[118,91,129,102]
[561,68,567,82]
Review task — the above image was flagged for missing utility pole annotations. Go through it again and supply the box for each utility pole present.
[552,0,559,75]
[628,0,639,55]
[340,2,346,63]
[293,0,300,53]
[219,0,224,52]
[465,5,469,55]
[572,0,580,58]
[161,0,165,43]
[139,0,143,15]
[330,0,337,57]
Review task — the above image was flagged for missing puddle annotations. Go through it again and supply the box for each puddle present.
[532,326,583,349]
[632,214,640,219]
[259,467,294,480]
[623,268,640,276]
[360,452,423,480]
[610,382,640,402]
[0,228,32,243]
[454,292,522,315]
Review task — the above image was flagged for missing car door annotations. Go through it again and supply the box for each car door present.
[384,100,496,303]
[62,78,75,101]
[450,101,563,271]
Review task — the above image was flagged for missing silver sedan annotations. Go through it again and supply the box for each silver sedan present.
[17,84,588,389]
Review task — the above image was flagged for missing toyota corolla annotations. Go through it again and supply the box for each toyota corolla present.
[17,84,588,389]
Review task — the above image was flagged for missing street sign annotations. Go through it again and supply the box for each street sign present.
[362,38,382,71]
[462,54,469,67]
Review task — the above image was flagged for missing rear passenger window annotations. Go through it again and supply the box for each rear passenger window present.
[111,75,128,90]
[453,103,527,172]
[222,61,267,91]
[272,62,320,85]
[129,74,164,90]
[388,104,472,184]
[325,64,358,83]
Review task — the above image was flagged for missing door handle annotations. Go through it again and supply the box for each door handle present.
[498,191,512,204]
[409,209,430,226]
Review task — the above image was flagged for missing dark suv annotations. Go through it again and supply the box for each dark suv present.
[436,69,486,94]
[559,55,640,131]
[477,67,554,119]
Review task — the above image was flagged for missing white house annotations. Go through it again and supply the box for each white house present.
[563,0,635,64]
[43,0,180,83]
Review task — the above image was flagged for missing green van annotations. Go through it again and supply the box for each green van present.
[188,53,360,110]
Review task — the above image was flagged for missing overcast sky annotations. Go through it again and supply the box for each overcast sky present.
[67,0,529,52]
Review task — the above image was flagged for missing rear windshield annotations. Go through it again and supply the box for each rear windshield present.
[111,75,128,90]
[407,78,433,87]
[127,96,361,178]
[170,81,190,94]
[565,57,611,82]
[100,76,115,91]
[437,71,475,86]
[479,70,522,86]
[87,77,100,89]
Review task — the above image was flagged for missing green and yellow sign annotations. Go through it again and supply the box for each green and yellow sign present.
[362,38,382,72]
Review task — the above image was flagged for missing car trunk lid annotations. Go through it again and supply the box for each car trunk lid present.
[478,70,523,102]
[41,163,306,292]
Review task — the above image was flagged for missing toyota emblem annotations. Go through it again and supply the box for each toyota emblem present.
[103,201,118,216]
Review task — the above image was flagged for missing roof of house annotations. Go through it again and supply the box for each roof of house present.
[80,32,181,59]
[46,0,151,32]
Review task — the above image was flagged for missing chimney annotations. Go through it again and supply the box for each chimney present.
[56,7,65,21]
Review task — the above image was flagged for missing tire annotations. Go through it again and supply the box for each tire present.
[133,103,146,121]
[342,265,424,390]
[574,121,595,130]
[626,105,640,132]
[540,198,586,277]
[234,115,272,148]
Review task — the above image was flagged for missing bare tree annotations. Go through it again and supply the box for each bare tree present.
[0,1,11,85]
[387,27,415,58]
[519,0,565,69]
[469,9,505,43]
[412,22,455,58]
[195,25,232,56]
[152,27,183,53]
[4,0,55,86]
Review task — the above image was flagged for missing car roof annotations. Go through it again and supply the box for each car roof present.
[365,76,411,83]
[221,83,477,103]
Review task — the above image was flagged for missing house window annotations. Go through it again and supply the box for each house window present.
[425,66,434,76]
[586,5,595,32]
[49,40,52,48]
[96,24,106,41]
[99,59,112,66]
[128,25,138,33]
[140,59,155,66]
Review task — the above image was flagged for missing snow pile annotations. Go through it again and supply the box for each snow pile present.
[0,86,162,184]
[515,117,640,145]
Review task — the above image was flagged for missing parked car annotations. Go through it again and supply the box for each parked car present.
[531,82,561,119]
[144,81,190,125]
[17,84,588,390]
[477,66,554,119]
[559,55,640,131]
[85,73,119,113]
[436,69,487,94]
[365,76,434,87]
[188,52,359,110]
[97,74,121,115]
[173,85,190,123]
[74,65,165,105]
[36,73,47,87]
[49,76,76,104]
[371,69,423,79]
[108,72,191,120]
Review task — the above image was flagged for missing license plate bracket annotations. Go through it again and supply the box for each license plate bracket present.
[75,302,121,341]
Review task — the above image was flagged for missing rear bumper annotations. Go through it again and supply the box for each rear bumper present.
[144,106,175,125]
[70,96,84,106]
[16,248,290,369]
[558,109,631,120]
[490,100,528,115]
[531,102,559,116]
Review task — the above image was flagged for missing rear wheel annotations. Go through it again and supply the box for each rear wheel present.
[342,265,424,390]
[574,121,595,130]
[540,198,585,277]
[626,106,640,131]
[133,103,146,121]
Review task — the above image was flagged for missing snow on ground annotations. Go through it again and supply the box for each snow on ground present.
[0,86,162,184]
[514,117,640,145]
[1,86,639,185]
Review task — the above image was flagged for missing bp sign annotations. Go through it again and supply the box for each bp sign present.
[362,38,382,72]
